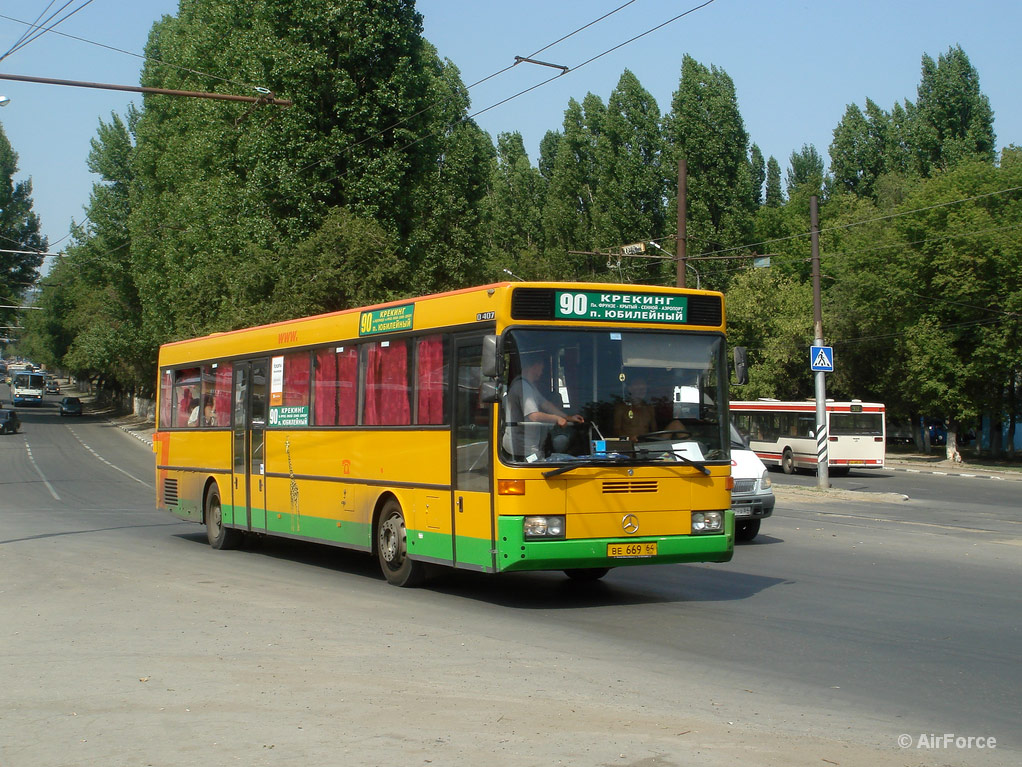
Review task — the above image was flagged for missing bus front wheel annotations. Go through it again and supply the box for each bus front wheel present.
[206,486,241,550]
[781,449,796,475]
[377,499,427,587]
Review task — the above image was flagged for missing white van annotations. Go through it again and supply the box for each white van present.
[730,423,774,541]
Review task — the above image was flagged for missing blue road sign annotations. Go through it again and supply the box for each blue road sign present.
[810,345,834,372]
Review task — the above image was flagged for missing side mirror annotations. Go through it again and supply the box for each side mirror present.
[481,334,498,378]
[733,346,748,386]
[479,379,502,404]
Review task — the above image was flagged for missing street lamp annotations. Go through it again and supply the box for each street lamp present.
[647,241,700,288]
[0,95,10,107]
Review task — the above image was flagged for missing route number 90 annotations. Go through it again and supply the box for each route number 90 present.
[559,292,588,316]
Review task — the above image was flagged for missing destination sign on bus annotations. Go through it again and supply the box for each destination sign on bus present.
[359,304,414,336]
[555,291,688,323]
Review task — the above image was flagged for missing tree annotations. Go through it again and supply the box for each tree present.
[543,94,607,278]
[829,100,889,199]
[595,70,667,283]
[912,46,996,176]
[663,55,754,290]
[130,0,490,346]
[0,124,46,333]
[23,111,154,393]
[749,143,765,207]
[725,267,814,400]
[764,156,783,207]
[825,159,1022,459]
[785,144,825,198]
[483,132,546,279]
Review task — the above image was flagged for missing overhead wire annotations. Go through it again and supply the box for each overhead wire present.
[0,0,96,62]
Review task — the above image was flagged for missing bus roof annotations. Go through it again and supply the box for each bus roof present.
[159,281,727,367]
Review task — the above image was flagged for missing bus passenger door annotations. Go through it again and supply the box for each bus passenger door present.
[452,338,494,571]
[232,359,269,531]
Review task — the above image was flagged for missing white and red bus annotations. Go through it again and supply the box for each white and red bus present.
[730,400,885,475]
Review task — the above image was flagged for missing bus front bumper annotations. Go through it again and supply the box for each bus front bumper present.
[495,513,734,572]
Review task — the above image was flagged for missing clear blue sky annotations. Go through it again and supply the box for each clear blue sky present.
[1,0,1019,259]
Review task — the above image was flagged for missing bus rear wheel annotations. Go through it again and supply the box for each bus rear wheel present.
[206,486,241,550]
[377,499,427,587]
[781,449,796,475]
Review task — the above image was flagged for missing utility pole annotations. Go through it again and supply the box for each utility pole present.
[810,195,830,488]
[676,156,687,288]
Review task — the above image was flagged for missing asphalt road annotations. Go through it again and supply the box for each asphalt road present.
[1,397,1019,766]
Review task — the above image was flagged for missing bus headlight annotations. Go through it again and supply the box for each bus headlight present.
[523,515,565,539]
[691,511,723,534]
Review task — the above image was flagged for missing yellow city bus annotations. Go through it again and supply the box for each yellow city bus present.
[155,282,736,586]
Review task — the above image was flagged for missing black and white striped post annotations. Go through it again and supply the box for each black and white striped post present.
[810,196,830,489]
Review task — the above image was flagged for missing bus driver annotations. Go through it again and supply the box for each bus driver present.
[503,353,583,459]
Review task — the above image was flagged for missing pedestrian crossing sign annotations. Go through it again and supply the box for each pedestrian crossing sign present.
[810,345,834,372]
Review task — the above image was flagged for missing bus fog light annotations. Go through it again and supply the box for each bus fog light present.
[692,511,723,534]
[524,516,565,539]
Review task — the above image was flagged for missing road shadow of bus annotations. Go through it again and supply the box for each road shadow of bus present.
[174,531,787,607]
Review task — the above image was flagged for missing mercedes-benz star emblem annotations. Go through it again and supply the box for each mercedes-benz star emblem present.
[621,514,639,534]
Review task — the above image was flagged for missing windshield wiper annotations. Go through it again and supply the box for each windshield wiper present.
[633,447,711,475]
[541,455,644,479]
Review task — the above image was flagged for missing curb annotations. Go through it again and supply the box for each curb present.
[108,418,154,449]
[886,463,1021,482]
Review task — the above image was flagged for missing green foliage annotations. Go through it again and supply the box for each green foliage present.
[749,144,765,207]
[912,46,996,175]
[764,157,783,208]
[726,267,814,400]
[663,55,754,290]
[543,94,607,278]
[785,144,825,198]
[0,124,46,330]
[483,132,546,279]
[130,0,490,346]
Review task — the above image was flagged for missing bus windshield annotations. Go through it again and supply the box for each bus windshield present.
[830,412,884,436]
[498,328,728,465]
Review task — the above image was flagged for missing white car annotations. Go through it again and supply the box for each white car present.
[730,423,774,541]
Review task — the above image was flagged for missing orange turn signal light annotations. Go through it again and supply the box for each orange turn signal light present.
[497,479,526,495]
[725,476,735,491]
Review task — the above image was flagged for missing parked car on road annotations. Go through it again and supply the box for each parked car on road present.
[0,408,21,434]
[730,422,774,542]
[59,396,83,416]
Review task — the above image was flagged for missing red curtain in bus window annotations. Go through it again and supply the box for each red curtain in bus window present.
[213,364,232,427]
[365,341,410,425]
[284,353,310,407]
[160,371,173,428]
[416,335,445,424]
[313,349,338,425]
[336,347,358,426]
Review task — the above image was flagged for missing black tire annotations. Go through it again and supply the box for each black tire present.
[781,448,796,475]
[205,486,241,550]
[564,567,610,582]
[828,466,850,477]
[377,499,427,587]
[736,519,761,542]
